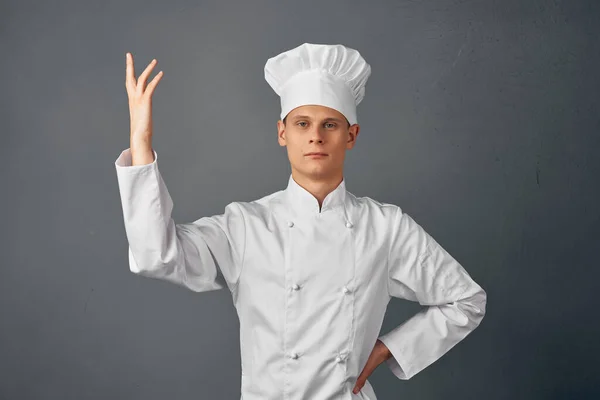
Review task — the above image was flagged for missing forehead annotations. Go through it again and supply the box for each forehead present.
[287,105,345,121]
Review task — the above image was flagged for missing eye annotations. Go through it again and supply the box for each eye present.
[297,121,307,127]
[325,122,336,128]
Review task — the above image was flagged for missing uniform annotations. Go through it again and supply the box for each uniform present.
[115,42,487,399]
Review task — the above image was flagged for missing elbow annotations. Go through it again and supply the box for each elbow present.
[454,285,487,328]
[480,287,487,317]
[469,286,487,326]
[128,246,169,275]
[128,246,143,274]
[476,285,487,313]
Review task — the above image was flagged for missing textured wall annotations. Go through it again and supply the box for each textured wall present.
[1,0,599,398]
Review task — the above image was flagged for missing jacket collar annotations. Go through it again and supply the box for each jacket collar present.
[284,173,347,216]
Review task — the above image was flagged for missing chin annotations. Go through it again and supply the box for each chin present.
[301,166,334,180]
[291,159,336,176]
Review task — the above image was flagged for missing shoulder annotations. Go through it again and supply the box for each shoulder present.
[346,191,404,220]
[227,189,286,218]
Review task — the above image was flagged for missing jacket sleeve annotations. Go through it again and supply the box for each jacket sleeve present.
[377,206,487,380]
[114,148,246,293]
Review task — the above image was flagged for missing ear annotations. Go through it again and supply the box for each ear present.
[346,124,360,150]
[277,120,286,147]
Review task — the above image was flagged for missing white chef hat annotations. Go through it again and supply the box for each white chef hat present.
[264,42,371,126]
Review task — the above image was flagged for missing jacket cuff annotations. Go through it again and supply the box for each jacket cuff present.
[114,147,158,170]
[378,329,413,380]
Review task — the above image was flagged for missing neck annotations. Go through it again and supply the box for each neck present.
[290,169,344,210]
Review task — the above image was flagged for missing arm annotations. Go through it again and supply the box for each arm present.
[114,147,246,293]
[377,206,487,380]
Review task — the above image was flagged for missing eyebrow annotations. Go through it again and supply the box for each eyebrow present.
[291,115,345,123]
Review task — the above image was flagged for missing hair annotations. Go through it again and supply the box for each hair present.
[283,115,351,128]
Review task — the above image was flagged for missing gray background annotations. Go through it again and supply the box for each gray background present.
[2,0,599,398]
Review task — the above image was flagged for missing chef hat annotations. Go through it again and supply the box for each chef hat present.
[264,42,371,126]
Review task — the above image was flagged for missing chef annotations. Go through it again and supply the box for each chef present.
[115,42,487,400]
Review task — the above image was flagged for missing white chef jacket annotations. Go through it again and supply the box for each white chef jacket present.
[114,148,487,400]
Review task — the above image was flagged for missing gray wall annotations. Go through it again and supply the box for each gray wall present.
[2,0,599,398]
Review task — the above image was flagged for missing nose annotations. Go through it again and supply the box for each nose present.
[309,126,325,143]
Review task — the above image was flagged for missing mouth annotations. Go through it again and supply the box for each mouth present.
[305,152,328,157]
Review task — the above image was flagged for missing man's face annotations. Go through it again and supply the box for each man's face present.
[277,105,360,180]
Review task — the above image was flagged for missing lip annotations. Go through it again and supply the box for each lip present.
[305,152,328,157]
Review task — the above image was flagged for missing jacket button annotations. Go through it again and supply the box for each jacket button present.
[292,283,300,290]
[342,286,350,294]
[335,356,342,363]
[288,221,294,227]
[290,352,299,359]
[345,221,353,228]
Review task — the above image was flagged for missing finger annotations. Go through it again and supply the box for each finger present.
[125,52,136,92]
[136,58,157,95]
[353,381,363,394]
[353,371,366,393]
[144,70,164,98]
[353,359,378,393]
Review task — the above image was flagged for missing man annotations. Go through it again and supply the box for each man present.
[115,42,487,400]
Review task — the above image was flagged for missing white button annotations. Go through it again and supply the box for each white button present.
[342,286,350,294]
[292,283,300,290]
[290,352,299,359]
[288,221,294,227]
[335,356,342,363]
[345,221,353,228]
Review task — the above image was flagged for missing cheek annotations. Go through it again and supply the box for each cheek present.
[332,145,346,158]
[286,146,303,162]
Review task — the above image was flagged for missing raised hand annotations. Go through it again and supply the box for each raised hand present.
[124,52,164,165]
